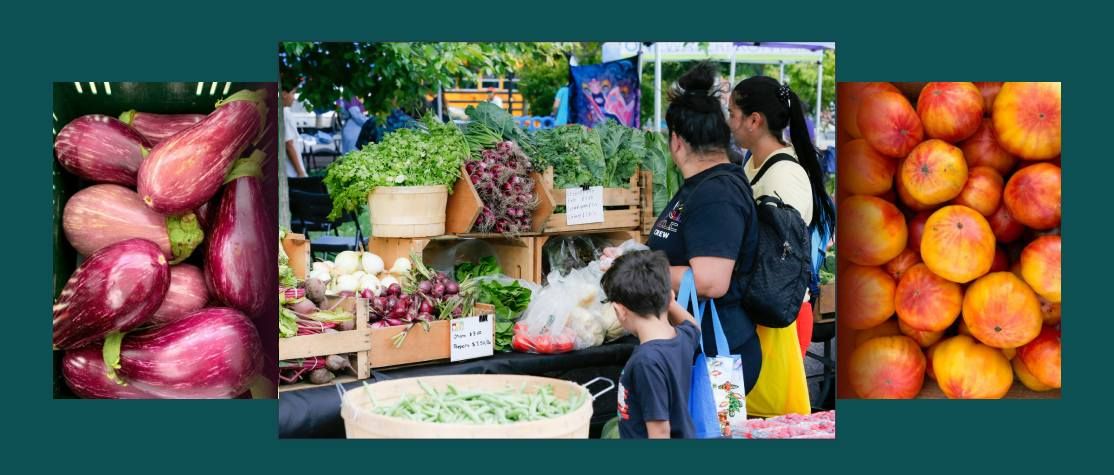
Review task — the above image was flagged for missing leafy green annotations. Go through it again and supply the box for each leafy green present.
[323,115,469,220]
[597,120,645,187]
[533,125,603,188]
[642,131,670,216]
[462,121,502,158]
[465,102,536,157]
[474,280,534,352]
[454,256,502,282]
[279,307,298,338]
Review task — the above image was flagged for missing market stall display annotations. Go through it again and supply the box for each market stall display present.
[738,410,836,439]
[52,82,276,399]
[839,81,1060,399]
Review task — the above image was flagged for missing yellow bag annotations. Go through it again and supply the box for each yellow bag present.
[746,322,811,417]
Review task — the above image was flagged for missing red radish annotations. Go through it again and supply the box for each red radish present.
[53,238,170,349]
[119,110,205,146]
[62,184,203,263]
[62,346,152,399]
[445,281,460,296]
[108,307,263,399]
[138,89,267,214]
[419,300,434,314]
[205,151,271,322]
[54,114,150,186]
[149,264,209,326]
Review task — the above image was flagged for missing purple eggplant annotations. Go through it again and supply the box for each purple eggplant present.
[54,114,150,186]
[62,346,152,399]
[137,89,266,214]
[107,307,263,399]
[53,238,170,349]
[205,151,270,321]
[62,184,203,263]
[119,110,205,146]
[149,264,209,326]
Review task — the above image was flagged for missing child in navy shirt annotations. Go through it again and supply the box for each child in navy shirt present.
[601,250,700,439]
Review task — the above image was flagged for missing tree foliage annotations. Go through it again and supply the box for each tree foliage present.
[280,42,564,115]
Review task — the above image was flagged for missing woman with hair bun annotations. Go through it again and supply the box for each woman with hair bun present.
[607,61,763,393]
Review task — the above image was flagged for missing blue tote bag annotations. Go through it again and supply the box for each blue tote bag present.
[679,270,748,438]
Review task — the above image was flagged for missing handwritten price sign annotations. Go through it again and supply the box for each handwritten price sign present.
[565,186,604,226]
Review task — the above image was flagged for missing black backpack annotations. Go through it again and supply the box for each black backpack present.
[693,155,810,328]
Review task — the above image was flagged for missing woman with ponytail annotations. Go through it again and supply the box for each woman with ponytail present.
[729,76,836,356]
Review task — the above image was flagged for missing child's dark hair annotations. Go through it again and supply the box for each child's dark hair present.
[666,61,730,154]
[732,76,835,230]
[601,250,672,318]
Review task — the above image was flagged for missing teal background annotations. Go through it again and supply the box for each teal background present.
[16,0,1098,470]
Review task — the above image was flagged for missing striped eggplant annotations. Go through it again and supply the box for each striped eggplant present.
[149,264,209,326]
[119,110,205,146]
[53,238,170,349]
[54,114,150,186]
[106,307,263,399]
[62,184,203,263]
[205,151,270,321]
[137,89,267,214]
[62,346,151,399]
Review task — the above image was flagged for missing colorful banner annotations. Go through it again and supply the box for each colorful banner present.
[569,57,640,128]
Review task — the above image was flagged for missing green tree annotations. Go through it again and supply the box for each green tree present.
[280,42,564,116]
[762,49,836,114]
[516,42,602,116]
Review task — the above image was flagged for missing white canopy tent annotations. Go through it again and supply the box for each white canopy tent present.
[600,42,833,140]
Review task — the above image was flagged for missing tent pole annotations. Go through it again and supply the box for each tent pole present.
[815,59,823,142]
[654,43,662,131]
[779,61,785,83]
[729,46,737,85]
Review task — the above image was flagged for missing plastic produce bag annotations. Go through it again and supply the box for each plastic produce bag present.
[542,235,608,280]
[514,239,648,353]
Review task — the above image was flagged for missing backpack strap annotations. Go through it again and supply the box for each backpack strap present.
[749,153,799,186]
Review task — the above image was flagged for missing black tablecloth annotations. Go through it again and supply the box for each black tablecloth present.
[278,337,637,438]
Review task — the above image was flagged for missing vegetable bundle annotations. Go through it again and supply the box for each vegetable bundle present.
[323,114,469,220]
[465,141,539,234]
[364,380,584,424]
[53,88,270,399]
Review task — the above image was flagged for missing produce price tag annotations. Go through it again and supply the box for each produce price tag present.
[450,314,494,362]
[565,186,604,225]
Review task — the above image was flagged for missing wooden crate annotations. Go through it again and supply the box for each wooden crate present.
[533,229,642,284]
[444,165,555,235]
[281,232,311,281]
[541,168,643,233]
[368,235,537,283]
[816,283,836,323]
[368,303,495,369]
[278,298,371,393]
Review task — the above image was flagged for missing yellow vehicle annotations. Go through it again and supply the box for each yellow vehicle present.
[442,73,526,117]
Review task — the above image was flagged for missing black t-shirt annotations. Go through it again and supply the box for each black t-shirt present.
[646,163,762,391]
[618,321,701,439]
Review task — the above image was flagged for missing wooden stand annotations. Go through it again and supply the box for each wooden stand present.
[278,297,371,393]
[541,168,643,233]
[368,302,495,369]
[368,235,536,282]
[444,165,555,235]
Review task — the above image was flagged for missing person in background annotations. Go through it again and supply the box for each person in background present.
[341,96,368,154]
[553,85,569,125]
[281,81,308,178]
[728,77,836,356]
[487,90,504,108]
[602,250,700,439]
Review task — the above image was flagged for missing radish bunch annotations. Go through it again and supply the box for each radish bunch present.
[368,271,461,328]
[466,141,539,234]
